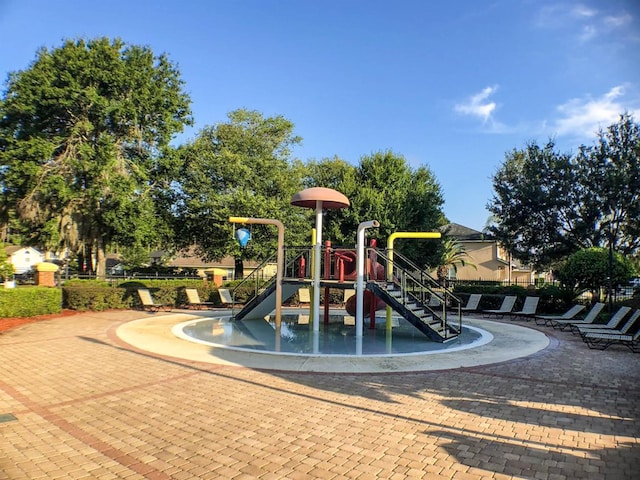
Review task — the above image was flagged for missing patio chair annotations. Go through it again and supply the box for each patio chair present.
[534,305,586,326]
[510,296,539,321]
[428,295,443,308]
[185,288,215,310]
[572,306,631,335]
[461,294,482,313]
[482,295,517,319]
[217,288,234,307]
[137,288,172,312]
[581,311,640,351]
[579,309,639,338]
[298,287,311,306]
[343,289,355,305]
[550,302,604,331]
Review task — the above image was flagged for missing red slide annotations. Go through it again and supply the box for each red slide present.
[345,261,387,317]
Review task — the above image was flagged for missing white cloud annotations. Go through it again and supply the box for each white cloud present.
[454,86,498,124]
[578,24,598,42]
[553,86,640,138]
[535,3,635,43]
[571,4,598,18]
[604,13,633,28]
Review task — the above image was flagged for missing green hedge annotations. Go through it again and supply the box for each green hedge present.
[61,279,227,310]
[62,285,130,311]
[0,287,62,317]
[453,284,579,314]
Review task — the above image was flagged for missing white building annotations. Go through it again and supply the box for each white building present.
[5,246,45,274]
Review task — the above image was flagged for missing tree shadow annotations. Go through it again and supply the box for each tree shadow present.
[428,429,640,479]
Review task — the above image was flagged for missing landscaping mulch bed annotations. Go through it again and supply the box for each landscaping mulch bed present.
[0,310,78,333]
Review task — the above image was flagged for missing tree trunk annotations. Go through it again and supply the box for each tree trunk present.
[95,241,106,279]
[234,256,244,280]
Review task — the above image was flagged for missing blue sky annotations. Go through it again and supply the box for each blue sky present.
[1,0,639,232]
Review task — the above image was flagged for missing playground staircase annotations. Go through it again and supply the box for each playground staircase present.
[367,249,462,343]
[368,281,459,342]
[230,250,307,321]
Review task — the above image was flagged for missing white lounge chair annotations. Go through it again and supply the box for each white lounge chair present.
[573,306,631,335]
[579,309,639,337]
[534,305,586,326]
[185,288,215,309]
[428,295,443,308]
[461,294,482,313]
[343,289,355,305]
[217,288,234,307]
[137,288,172,312]
[298,287,311,306]
[583,329,640,352]
[510,296,539,321]
[581,310,640,351]
[482,295,517,319]
[551,303,604,331]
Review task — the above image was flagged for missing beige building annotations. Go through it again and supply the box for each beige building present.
[443,223,535,284]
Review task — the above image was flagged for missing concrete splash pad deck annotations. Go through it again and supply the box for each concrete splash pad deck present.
[116,311,549,373]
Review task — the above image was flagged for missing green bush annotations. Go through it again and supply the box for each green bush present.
[62,285,131,311]
[453,283,527,296]
[117,279,219,307]
[0,287,62,317]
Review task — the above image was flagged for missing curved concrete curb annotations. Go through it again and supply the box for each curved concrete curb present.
[116,312,550,373]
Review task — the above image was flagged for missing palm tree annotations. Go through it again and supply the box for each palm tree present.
[437,238,476,285]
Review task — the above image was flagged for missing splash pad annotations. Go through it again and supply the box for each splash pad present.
[173,311,490,355]
[115,311,550,373]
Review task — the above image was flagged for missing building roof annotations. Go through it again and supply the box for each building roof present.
[441,223,489,241]
[169,254,236,269]
[5,245,43,255]
[169,250,260,269]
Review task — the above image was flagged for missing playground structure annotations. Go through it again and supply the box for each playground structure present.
[228,187,463,343]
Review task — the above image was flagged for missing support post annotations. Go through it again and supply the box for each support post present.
[312,202,323,332]
[355,220,379,337]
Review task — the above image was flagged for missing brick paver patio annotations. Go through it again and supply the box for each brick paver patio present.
[1,310,639,479]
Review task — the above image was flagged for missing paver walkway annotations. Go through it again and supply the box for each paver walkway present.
[1,310,639,479]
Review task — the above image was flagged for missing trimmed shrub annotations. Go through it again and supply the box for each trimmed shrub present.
[62,285,130,311]
[0,287,62,317]
[61,279,224,310]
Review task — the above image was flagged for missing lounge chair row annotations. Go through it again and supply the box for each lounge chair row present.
[460,294,539,320]
[136,288,233,312]
[460,293,640,352]
[538,303,640,352]
[534,301,640,352]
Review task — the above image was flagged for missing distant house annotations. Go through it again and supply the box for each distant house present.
[5,246,46,274]
[441,223,534,284]
[168,251,270,286]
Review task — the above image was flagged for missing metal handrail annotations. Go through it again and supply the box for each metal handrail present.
[371,248,462,336]
[230,248,308,315]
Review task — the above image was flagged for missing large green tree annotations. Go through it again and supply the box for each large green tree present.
[488,113,640,270]
[0,38,192,277]
[174,109,306,277]
[305,151,445,268]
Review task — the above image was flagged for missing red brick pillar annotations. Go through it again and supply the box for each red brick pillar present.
[35,262,59,287]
